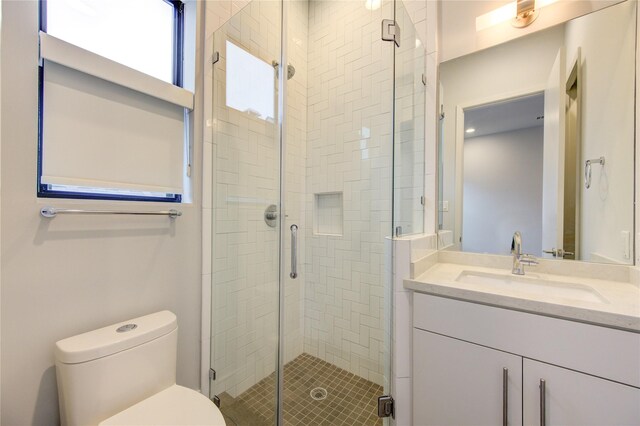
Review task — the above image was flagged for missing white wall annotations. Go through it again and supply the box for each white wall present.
[564,1,635,264]
[439,25,564,245]
[462,126,544,255]
[0,2,204,424]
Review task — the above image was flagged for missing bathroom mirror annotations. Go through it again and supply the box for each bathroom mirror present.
[437,0,636,265]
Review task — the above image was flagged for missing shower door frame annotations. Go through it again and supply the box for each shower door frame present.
[205,0,416,423]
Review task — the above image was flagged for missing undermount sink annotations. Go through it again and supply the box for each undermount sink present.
[455,270,609,304]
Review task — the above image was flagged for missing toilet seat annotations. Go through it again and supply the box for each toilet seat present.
[99,385,226,426]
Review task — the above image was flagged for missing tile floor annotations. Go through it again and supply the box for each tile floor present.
[219,353,383,425]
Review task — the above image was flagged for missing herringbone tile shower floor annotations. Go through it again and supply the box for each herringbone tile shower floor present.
[219,353,383,426]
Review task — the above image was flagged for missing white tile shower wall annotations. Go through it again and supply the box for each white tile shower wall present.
[204,0,308,398]
[304,0,395,386]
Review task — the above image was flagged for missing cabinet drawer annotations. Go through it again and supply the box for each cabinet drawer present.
[414,293,640,387]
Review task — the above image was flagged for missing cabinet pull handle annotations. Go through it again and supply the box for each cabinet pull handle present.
[539,379,546,426]
[502,368,508,426]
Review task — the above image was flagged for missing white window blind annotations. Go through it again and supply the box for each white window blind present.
[41,60,185,195]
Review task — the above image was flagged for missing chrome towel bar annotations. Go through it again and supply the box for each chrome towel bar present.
[40,207,182,219]
[584,156,605,189]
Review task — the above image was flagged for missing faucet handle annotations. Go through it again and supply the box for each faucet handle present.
[511,231,522,254]
[543,248,574,258]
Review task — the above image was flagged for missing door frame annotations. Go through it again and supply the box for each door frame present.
[453,85,545,250]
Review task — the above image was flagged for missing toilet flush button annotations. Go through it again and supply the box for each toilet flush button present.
[116,324,138,333]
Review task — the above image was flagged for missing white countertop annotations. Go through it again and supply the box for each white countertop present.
[405,255,640,332]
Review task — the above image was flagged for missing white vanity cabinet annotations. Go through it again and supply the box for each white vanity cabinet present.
[522,359,640,425]
[412,293,640,426]
[414,329,522,425]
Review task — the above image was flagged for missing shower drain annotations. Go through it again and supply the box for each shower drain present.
[310,387,328,401]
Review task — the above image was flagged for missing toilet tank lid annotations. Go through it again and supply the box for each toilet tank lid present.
[55,311,177,364]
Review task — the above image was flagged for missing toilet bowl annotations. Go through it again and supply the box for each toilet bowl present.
[54,311,225,426]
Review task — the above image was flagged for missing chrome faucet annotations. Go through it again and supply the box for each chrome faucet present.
[511,231,538,275]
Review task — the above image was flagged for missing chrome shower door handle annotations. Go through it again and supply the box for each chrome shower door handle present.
[290,224,298,279]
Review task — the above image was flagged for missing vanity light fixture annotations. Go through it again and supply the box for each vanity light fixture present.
[512,0,538,28]
[364,0,381,11]
[466,128,476,134]
[476,0,558,31]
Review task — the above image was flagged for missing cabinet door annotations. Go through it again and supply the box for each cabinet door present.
[413,329,523,425]
[523,358,640,425]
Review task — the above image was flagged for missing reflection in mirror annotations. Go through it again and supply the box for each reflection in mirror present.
[461,94,545,256]
[438,0,636,265]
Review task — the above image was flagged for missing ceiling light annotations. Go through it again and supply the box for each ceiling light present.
[466,128,476,134]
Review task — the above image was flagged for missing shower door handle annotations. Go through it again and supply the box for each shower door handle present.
[290,224,298,279]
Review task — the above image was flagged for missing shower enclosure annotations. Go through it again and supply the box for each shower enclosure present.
[206,0,425,424]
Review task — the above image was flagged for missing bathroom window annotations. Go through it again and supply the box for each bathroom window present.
[44,0,179,84]
[37,0,189,202]
[225,41,275,122]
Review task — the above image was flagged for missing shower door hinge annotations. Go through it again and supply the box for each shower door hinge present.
[209,368,217,381]
[212,395,221,408]
[212,52,220,65]
[377,395,395,418]
[381,19,401,47]
[421,196,425,206]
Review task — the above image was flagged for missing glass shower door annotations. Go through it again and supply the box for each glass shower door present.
[209,2,283,424]
[281,0,397,425]
[394,0,426,237]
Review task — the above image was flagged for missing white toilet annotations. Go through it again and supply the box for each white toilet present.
[54,311,226,426]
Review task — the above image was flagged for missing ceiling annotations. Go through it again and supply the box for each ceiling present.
[464,92,544,139]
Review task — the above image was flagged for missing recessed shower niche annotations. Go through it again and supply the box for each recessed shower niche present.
[313,192,343,236]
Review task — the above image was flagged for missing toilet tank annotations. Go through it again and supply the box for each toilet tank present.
[55,311,178,426]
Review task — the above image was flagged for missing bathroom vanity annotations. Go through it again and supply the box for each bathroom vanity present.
[406,252,640,425]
